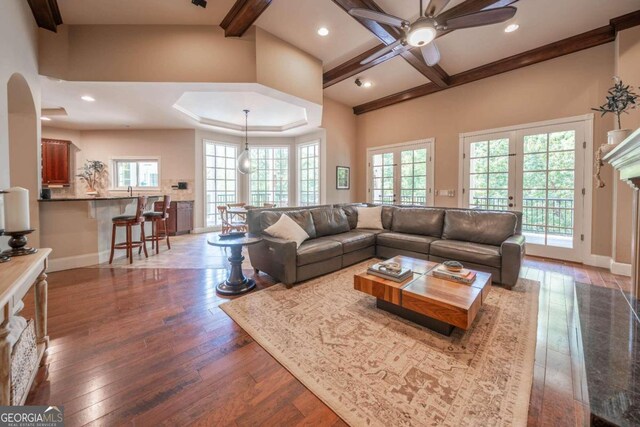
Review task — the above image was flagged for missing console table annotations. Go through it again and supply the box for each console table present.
[0,249,51,405]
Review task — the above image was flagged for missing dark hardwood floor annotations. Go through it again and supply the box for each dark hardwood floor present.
[21,256,631,426]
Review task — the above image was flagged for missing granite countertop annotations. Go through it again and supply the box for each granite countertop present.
[38,196,139,202]
[38,197,195,202]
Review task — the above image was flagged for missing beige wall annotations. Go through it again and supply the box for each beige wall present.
[356,44,616,257]
[322,97,358,204]
[0,0,41,250]
[255,27,323,105]
[612,27,640,265]
[39,25,257,83]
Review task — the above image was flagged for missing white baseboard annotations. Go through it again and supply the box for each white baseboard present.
[192,227,217,234]
[610,260,632,276]
[48,250,114,272]
[583,254,612,269]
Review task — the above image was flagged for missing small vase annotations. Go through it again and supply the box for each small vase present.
[607,129,632,145]
[86,189,98,197]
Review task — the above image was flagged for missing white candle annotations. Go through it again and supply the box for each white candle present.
[4,187,30,232]
[0,193,4,231]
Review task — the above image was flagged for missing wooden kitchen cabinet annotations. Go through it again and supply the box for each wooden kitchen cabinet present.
[41,139,71,186]
[153,200,193,236]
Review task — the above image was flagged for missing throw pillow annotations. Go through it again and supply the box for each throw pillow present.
[357,206,383,229]
[263,214,310,248]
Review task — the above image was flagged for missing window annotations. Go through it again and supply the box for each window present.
[297,142,320,206]
[249,146,289,206]
[204,141,238,227]
[113,159,159,189]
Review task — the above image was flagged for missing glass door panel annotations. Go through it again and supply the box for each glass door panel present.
[400,147,428,205]
[518,126,581,259]
[465,135,515,211]
[371,152,395,204]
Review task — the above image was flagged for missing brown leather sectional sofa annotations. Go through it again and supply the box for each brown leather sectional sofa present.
[246,204,526,289]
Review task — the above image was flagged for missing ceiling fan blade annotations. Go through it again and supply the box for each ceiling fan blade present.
[425,0,451,17]
[360,39,404,65]
[444,6,517,30]
[421,41,440,66]
[348,8,408,29]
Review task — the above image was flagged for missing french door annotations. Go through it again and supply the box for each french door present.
[462,120,587,262]
[368,141,434,206]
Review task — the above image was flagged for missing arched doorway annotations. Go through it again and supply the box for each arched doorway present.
[7,73,40,246]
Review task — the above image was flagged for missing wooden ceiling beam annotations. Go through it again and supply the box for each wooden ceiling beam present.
[352,17,632,115]
[331,0,450,87]
[325,0,519,88]
[27,0,63,32]
[220,0,273,37]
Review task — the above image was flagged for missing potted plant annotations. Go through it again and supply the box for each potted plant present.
[592,77,638,145]
[77,160,107,196]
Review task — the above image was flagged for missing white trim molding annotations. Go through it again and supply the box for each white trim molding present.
[610,260,632,277]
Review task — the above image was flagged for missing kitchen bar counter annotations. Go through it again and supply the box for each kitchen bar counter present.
[38,196,140,202]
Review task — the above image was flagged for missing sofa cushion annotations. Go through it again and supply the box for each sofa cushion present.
[356,206,383,230]
[376,232,437,254]
[382,206,394,229]
[263,214,309,248]
[430,240,502,268]
[260,210,316,239]
[442,210,517,246]
[391,208,445,237]
[323,230,376,253]
[311,207,350,237]
[340,204,365,229]
[296,238,343,266]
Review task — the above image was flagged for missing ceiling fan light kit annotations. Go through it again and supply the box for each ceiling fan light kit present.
[406,19,437,47]
[349,0,517,66]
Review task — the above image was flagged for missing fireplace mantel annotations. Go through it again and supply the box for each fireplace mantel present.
[604,128,640,189]
[604,127,640,298]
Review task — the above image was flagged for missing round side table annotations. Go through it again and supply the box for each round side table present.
[207,233,263,295]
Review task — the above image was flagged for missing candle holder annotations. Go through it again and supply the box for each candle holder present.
[1,229,38,257]
[0,228,8,263]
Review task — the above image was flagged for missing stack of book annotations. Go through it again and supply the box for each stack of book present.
[432,264,476,284]
[367,262,412,283]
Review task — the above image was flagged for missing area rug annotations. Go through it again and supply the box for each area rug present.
[220,260,540,427]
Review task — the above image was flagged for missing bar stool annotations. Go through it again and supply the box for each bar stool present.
[141,195,171,254]
[109,196,148,264]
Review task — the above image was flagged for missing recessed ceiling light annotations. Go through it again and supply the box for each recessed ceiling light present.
[317,27,329,36]
[363,81,373,88]
[81,95,95,102]
[41,116,52,121]
[505,24,519,33]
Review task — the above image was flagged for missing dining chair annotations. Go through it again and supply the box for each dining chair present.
[217,206,247,234]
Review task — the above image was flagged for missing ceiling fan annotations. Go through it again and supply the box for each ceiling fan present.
[349,0,517,67]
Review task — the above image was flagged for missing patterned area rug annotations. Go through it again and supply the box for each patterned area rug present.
[221,261,540,427]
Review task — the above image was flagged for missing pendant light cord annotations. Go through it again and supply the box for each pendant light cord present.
[244,109,249,151]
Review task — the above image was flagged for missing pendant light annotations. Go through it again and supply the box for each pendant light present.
[237,109,252,175]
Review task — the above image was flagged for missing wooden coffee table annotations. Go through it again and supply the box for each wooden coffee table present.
[354,255,491,335]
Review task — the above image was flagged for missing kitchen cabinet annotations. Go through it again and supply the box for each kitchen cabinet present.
[41,139,71,186]
[153,200,193,236]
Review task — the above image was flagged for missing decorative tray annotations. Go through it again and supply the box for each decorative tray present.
[219,231,246,239]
